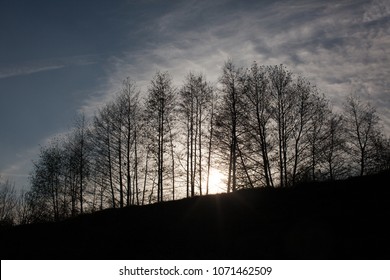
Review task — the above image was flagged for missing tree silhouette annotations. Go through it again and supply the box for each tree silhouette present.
[217,60,246,192]
[343,94,380,176]
[242,62,274,187]
[30,140,65,221]
[179,73,214,196]
[145,71,177,202]
[10,60,388,225]
[0,177,17,226]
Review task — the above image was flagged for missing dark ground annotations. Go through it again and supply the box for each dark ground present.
[1,171,390,260]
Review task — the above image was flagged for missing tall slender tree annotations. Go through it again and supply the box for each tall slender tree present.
[0,177,17,225]
[118,78,141,206]
[218,61,245,192]
[30,139,65,221]
[91,104,117,208]
[243,62,274,187]
[322,113,348,180]
[145,71,176,202]
[68,113,91,214]
[343,94,380,176]
[179,73,213,196]
[268,65,294,187]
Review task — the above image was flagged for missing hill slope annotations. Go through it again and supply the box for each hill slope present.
[1,171,390,259]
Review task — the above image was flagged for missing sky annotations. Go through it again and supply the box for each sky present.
[1,0,389,190]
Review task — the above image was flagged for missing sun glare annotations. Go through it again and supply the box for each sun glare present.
[207,168,226,194]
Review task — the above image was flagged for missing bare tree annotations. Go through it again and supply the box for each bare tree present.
[179,73,213,196]
[370,133,390,173]
[267,65,326,186]
[343,94,380,176]
[205,88,218,195]
[242,62,274,187]
[321,113,349,180]
[19,60,390,226]
[268,65,295,187]
[67,113,91,214]
[0,177,17,226]
[90,104,117,209]
[304,93,330,181]
[145,71,177,202]
[118,78,141,205]
[30,140,65,221]
[14,189,33,225]
[217,60,246,192]
[289,77,318,184]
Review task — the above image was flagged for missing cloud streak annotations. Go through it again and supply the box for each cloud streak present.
[0,54,99,79]
[0,64,65,79]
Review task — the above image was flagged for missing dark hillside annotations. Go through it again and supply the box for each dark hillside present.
[1,171,390,259]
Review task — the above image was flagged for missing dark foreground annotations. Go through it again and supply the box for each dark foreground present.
[1,171,390,259]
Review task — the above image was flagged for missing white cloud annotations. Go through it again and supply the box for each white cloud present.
[83,0,390,133]
[363,0,390,23]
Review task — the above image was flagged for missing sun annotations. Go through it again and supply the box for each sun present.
[207,168,226,194]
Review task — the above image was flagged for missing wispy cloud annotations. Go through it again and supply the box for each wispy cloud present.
[97,0,390,131]
[0,54,99,79]
[22,0,386,137]
[0,64,65,79]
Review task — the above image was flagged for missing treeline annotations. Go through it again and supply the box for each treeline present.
[2,61,389,225]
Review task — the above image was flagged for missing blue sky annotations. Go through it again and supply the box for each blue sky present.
[1,0,389,190]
